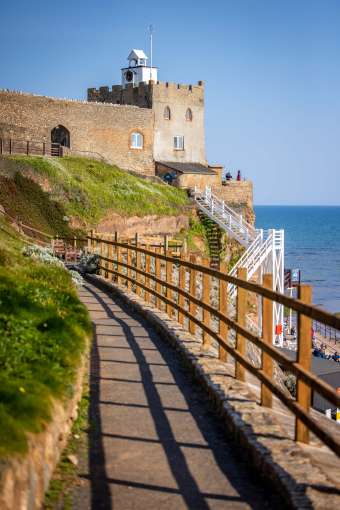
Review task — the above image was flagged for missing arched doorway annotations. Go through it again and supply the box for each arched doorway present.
[51,125,70,148]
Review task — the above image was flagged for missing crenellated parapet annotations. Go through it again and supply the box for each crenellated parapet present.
[87,80,204,108]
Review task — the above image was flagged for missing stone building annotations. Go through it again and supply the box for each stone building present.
[0,48,252,208]
[87,48,211,179]
[0,91,155,174]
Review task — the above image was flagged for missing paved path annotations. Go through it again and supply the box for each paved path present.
[74,282,281,510]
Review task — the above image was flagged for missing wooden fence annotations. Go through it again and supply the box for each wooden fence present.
[0,138,62,157]
[88,234,340,457]
[313,320,339,345]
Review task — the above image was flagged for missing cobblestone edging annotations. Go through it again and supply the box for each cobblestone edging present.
[87,274,340,510]
[0,339,90,510]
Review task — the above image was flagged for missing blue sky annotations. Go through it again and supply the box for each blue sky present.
[1,0,340,205]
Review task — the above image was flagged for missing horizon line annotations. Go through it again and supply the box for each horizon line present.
[254,204,340,207]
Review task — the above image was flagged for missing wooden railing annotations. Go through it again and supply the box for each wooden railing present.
[88,234,340,457]
[0,207,53,245]
[0,138,63,157]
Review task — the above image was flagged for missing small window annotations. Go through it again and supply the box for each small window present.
[185,108,193,121]
[164,106,171,120]
[174,136,184,151]
[130,132,143,149]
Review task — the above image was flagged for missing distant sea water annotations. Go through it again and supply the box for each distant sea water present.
[254,206,340,314]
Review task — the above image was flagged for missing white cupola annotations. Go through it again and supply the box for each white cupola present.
[121,49,158,87]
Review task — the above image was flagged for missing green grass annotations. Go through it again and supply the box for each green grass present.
[0,215,91,458]
[0,156,189,235]
[43,385,90,509]
[185,219,209,254]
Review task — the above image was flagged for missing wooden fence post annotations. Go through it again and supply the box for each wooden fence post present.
[116,239,122,286]
[178,254,186,326]
[88,230,92,253]
[107,239,113,281]
[219,261,228,361]
[145,246,151,303]
[202,258,211,349]
[99,238,104,277]
[135,244,141,297]
[93,233,97,255]
[114,232,119,284]
[235,267,247,381]
[261,274,273,408]
[155,247,162,309]
[295,284,313,444]
[163,234,168,255]
[189,254,197,335]
[127,243,132,292]
[166,251,173,317]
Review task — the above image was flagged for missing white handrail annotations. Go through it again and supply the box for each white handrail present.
[194,186,284,345]
[194,187,257,247]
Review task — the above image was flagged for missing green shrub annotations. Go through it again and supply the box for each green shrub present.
[0,217,91,457]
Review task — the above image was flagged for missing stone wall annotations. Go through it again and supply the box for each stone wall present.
[177,172,219,189]
[88,81,207,165]
[0,91,155,175]
[152,81,206,165]
[88,82,152,108]
[212,181,253,208]
[0,338,89,510]
[212,181,254,224]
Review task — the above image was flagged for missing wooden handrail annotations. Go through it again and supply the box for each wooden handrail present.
[89,234,340,457]
[88,235,340,331]
[98,255,339,406]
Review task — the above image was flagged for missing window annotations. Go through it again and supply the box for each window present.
[164,106,171,120]
[174,136,184,150]
[130,132,143,149]
[185,108,193,122]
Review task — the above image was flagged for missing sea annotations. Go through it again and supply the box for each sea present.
[254,206,340,314]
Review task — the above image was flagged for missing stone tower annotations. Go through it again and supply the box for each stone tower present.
[87,49,207,166]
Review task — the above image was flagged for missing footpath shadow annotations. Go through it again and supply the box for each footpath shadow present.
[84,282,287,509]
[88,322,113,510]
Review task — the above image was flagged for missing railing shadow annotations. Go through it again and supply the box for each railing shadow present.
[84,282,284,509]
[88,322,113,510]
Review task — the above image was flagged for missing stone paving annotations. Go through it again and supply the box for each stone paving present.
[73,282,281,510]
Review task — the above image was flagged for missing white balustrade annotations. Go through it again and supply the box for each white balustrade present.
[194,186,284,345]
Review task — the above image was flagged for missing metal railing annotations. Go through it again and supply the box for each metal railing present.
[194,186,257,246]
[88,234,340,457]
[194,186,285,344]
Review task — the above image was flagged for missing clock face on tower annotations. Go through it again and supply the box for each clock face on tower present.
[125,70,133,82]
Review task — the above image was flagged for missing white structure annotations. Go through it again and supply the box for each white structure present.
[194,186,285,346]
[121,49,158,88]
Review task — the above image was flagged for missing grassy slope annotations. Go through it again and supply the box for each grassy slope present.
[0,216,91,457]
[0,156,189,236]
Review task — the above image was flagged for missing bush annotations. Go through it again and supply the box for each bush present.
[0,219,91,457]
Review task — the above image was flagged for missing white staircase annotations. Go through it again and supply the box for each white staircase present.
[194,186,257,247]
[194,186,284,345]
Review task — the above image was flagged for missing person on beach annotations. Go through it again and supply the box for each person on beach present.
[237,170,241,181]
